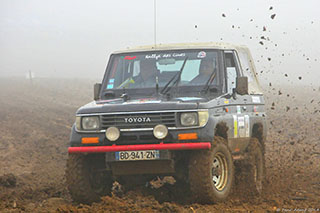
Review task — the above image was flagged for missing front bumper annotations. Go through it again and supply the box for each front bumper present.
[68,142,211,153]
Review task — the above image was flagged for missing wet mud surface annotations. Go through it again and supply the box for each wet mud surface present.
[0,78,319,212]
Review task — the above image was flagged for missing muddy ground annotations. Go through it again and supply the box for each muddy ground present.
[0,78,319,212]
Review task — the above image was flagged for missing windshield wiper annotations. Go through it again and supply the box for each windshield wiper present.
[160,57,188,98]
[201,70,217,94]
[120,86,130,102]
[103,89,130,102]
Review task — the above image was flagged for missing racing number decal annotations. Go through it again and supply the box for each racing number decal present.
[233,115,250,138]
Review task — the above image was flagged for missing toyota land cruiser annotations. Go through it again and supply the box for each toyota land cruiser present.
[66,42,267,204]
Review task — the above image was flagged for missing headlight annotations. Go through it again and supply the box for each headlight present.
[153,124,168,139]
[198,111,209,126]
[180,112,198,126]
[106,127,120,141]
[81,116,100,130]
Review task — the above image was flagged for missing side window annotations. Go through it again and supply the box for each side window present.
[225,52,238,93]
[133,60,140,77]
[237,50,254,82]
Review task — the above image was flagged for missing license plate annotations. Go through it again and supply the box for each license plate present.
[115,150,159,161]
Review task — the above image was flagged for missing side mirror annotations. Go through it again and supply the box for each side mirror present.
[94,83,102,101]
[236,76,248,95]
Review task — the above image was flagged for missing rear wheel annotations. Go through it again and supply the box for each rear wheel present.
[235,137,265,196]
[66,153,113,204]
[246,138,265,195]
[189,136,234,203]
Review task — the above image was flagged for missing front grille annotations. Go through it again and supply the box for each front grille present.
[100,112,176,129]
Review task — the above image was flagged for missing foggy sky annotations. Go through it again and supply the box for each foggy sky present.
[0,0,319,87]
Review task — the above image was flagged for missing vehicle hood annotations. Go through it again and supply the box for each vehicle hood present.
[76,97,208,114]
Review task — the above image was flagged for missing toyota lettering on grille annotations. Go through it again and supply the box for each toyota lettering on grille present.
[124,117,151,123]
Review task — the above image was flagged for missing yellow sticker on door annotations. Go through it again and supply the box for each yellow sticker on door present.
[233,115,238,138]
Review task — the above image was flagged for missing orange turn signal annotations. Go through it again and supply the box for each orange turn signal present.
[81,137,99,144]
[178,133,198,140]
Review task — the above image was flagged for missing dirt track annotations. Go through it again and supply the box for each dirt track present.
[0,78,319,212]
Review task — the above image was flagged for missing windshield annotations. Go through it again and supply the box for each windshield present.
[102,50,222,98]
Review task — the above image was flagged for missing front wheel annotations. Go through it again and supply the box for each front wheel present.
[189,136,234,204]
[66,153,113,204]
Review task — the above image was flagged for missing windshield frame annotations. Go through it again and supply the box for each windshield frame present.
[100,49,225,100]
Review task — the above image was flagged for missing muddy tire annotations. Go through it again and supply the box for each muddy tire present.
[235,137,265,197]
[245,137,265,195]
[66,153,113,204]
[189,136,234,204]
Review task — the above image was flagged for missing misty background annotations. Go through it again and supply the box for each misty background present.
[0,0,319,88]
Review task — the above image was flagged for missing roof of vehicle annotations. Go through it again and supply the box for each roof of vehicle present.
[113,42,248,54]
[113,42,263,95]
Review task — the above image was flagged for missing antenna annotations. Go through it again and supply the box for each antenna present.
[29,70,33,85]
[154,0,157,48]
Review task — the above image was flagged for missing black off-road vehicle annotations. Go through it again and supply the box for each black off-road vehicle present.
[66,43,267,204]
